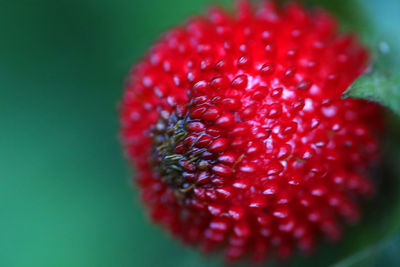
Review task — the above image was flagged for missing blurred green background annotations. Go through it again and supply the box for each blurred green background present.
[1,0,399,266]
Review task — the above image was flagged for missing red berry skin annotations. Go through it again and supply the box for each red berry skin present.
[120,1,382,262]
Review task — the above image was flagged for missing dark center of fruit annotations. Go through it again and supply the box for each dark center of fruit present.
[151,110,197,201]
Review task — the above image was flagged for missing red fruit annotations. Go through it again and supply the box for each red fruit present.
[120,1,382,262]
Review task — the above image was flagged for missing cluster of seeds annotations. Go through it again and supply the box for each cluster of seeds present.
[120,1,382,262]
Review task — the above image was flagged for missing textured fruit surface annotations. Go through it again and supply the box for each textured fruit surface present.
[120,1,382,262]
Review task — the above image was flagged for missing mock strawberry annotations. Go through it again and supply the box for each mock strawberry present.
[120,1,382,262]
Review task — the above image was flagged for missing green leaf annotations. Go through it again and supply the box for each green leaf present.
[332,234,400,267]
[340,0,400,116]
[343,42,400,115]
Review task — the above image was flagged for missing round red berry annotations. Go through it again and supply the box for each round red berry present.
[120,1,382,262]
